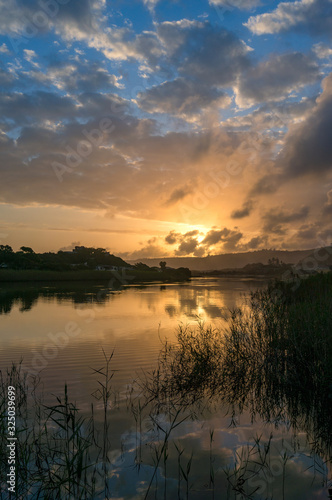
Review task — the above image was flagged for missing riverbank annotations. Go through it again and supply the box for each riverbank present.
[0,268,191,284]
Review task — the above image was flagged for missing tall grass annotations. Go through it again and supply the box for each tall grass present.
[143,273,332,458]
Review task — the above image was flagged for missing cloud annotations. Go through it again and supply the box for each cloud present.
[250,174,282,196]
[231,200,253,219]
[276,72,332,178]
[0,90,78,126]
[202,228,231,246]
[164,186,193,206]
[201,228,243,252]
[0,0,104,38]
[45,60,122,92]
[165,228,245,256]
[23,49,38,65]
[136,21,251,120]
[237,52,319,106]
[58,241,81,252]
[121,237,169,260]
[137,77,230,118]
[262,206,310,234]
[246,0,332,38]
[156,21,251,87]
[175,237,199,255]
[142,0,159,11]
[245,235,267,250]
[0,43,9,54]
[210,0,261,9]
[1,0,161,63]
[323,189,332,215]
[250,72,332,197]
[0,65,15,87]
[313,43,332,59]
[165,230,179,245]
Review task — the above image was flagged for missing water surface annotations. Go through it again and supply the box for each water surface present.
[0,278,330,499]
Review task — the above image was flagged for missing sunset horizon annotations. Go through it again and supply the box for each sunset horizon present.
[0,0,331,259]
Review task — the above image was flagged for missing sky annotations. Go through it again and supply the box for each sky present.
[0,0,331,259]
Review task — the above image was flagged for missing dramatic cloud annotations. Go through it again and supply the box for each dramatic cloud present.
[246,0,332,38]
[137,77,230,118]
[245,235,268,250]
[164,186,193,206]
[231,200,253,219]
[277,73,332,177]
[262,206,310,234]
[201,228,243,251]
[237,52,319,106]
[210,0,260,9]
[323,189,332,215]
[250,73,332,198]
[156,21,251,87]
[165,231,179,245]
[0,0,330,255]
[175,237,199,255]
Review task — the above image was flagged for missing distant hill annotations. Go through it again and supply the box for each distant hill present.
[130,248,318,272]
[296,247,332,271]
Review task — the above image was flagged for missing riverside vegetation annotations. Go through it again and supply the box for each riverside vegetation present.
[0,245,191,283]
[0,273,331,498]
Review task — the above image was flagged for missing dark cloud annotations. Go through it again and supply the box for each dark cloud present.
[165,228,245,256]
[0,91,77,126]
[0,0,103,38]
[157,21,251,87]
[164,186,192,206]
[276,73,332,178]
[246,0,332,38]
[249,74,332,198]
[323,189,332,216]
[202,228,231,246]
[46,60,121,92]
[201,228,243,252]
[250,174,282,196]
[210,0,261,9]
[295,224,319,241]
[136,21,251,119]
[231,200,253,219]
[175,237,199,255]
[0,62,15,87]
[165,230,201,255]
[245,235,267,250]
[137,77,230,117]
[165,230,178,245]
[262,206,310,234]
[238,52,319,105]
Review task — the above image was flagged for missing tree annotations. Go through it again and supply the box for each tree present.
[135,262,150,270]
[159,261,167,271]
[20,246,34,254]
[0,245,13,253]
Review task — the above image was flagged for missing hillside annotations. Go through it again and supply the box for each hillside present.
[130,248,317,272]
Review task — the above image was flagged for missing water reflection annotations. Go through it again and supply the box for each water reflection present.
[0,278,265,320]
